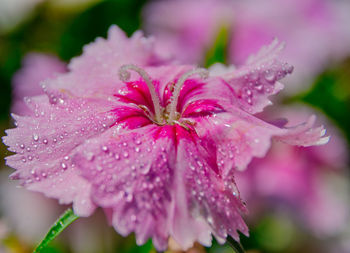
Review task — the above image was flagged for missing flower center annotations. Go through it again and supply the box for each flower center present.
[119,64,208,126]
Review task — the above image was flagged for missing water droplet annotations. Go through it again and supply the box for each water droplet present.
[101,146,108,152]
[115,154,120,160]
[196,160,203,167]
[135,147,140,153]
[265,87,272,93]
[43,139,48,144]
[207,216,214,224]
[33,134,39,141]
[124,192,133,202]
[19,144,25,149]
[123,151,129,158]
[246,89,252,97]
[264,70,275,82]
[122,142,127,147]
[254,84,263,91]
[61,163,67,170]
[86,152,94,161]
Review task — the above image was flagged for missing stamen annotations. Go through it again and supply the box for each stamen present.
[168,68,209,122]
[119,64,163,124]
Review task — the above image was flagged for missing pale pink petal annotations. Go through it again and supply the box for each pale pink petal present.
[72,125,176,250]
[220,39,293,114]
[276,115,329,146]
[45,26,165,100]
[2,93,118,216]
[12,53,66,115]
[194,110,278,172]
[172,135,248,248]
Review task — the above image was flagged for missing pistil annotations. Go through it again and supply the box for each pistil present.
[167,68,209,123]
[119,64,164,124]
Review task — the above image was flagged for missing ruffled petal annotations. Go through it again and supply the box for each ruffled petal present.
[275,115,329,146]
[194,106,328,173]
[2,93,117,216]
[171,132,248,249]
[45,26,164,99]
[213,39,293,114]
[72,125,177,250]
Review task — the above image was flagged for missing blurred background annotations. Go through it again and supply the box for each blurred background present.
[0,0,349,252]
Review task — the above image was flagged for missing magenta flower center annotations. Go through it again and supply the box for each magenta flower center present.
[118,64,209,127]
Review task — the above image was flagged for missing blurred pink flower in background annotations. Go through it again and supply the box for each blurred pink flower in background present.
[230,0,350,94]
[144,0,234,63]
[12,53,67,116]
[144,0,350,94]
[0,169,60,244]
[236,106,350,236]
[2,24,328,250]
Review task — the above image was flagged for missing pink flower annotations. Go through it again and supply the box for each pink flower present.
[2,26,328,250]
[144,0,350,94]
[236,106,349,236]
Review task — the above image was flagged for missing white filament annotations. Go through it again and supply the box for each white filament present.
[119,64,163,124]
[168,68,209,122]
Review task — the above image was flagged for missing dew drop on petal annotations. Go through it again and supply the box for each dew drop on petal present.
[33,134,39,142]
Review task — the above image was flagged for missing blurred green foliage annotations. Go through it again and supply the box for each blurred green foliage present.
[204,26,230,68]
[300,60,350,145]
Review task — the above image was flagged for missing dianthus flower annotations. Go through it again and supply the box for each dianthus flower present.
[3,26,328,250]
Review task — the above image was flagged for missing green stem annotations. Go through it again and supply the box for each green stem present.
[33,208,79,253]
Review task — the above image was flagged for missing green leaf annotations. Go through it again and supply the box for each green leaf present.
[204,25,230,68]
[33,208,79,253]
